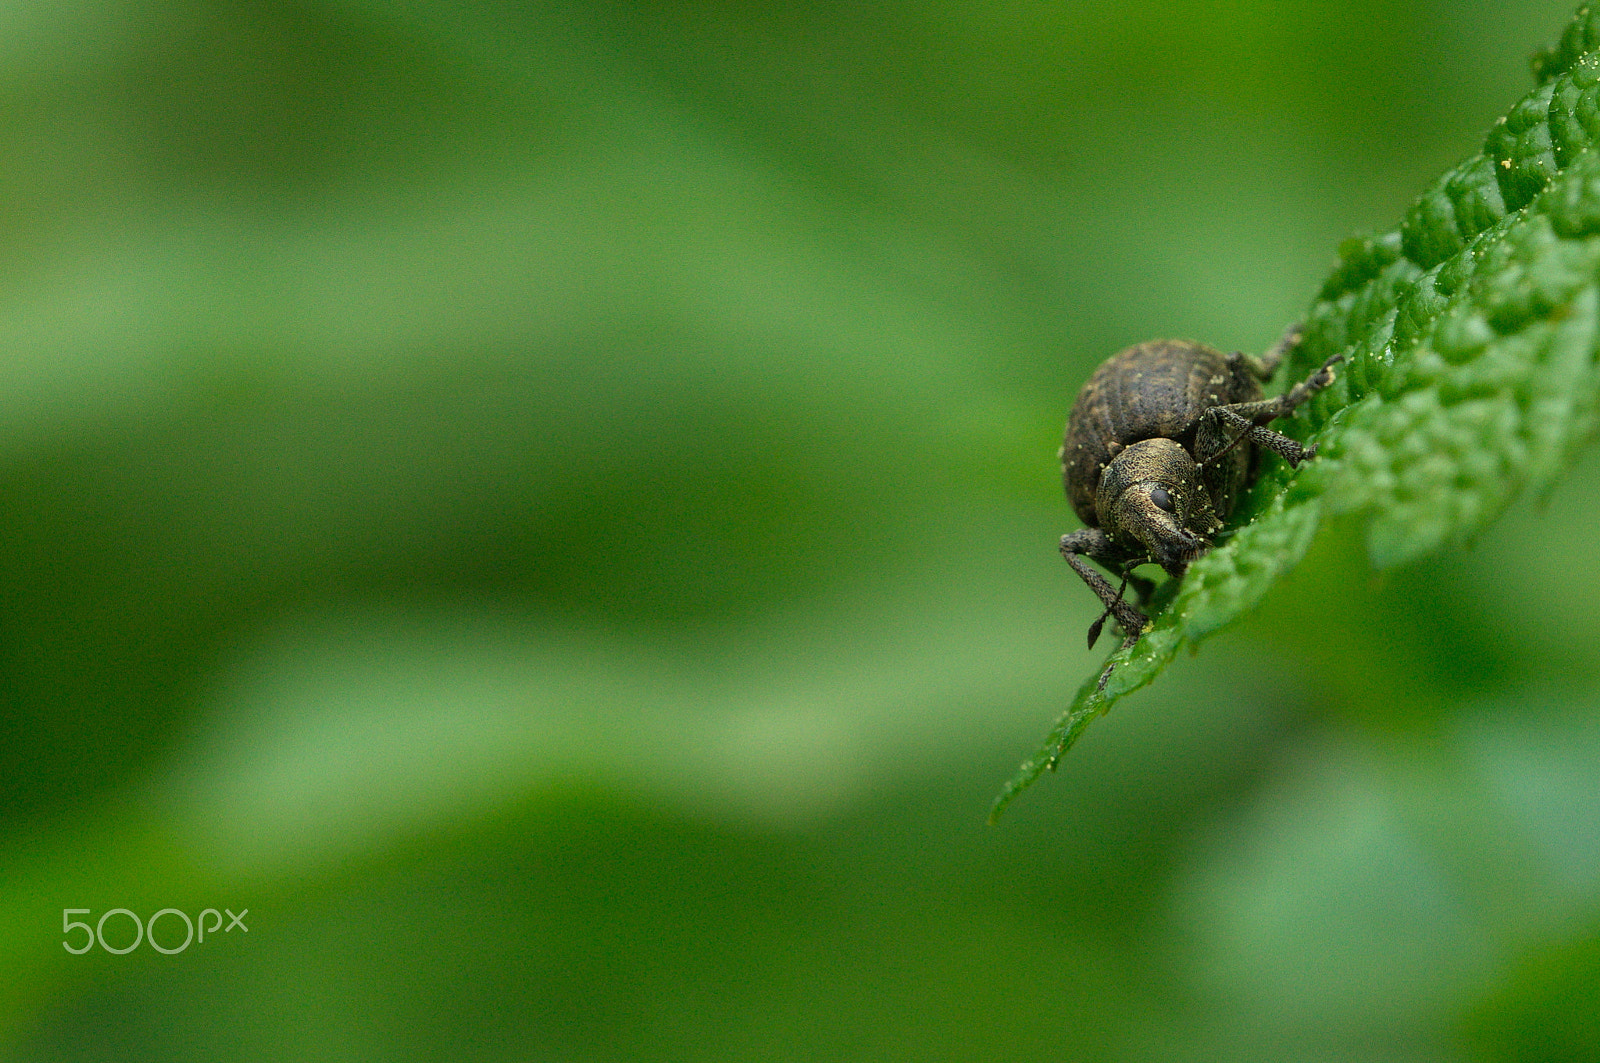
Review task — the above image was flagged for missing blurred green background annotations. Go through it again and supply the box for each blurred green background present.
[1,0,1598,1059]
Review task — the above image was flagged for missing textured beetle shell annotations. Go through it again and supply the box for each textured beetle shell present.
[1062,339,1262,526]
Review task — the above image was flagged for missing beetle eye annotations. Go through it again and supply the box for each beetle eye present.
[1150,486,1175,513]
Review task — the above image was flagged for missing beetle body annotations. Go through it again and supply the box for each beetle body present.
[1063,340,1258,537]
[1057,329,1340,665]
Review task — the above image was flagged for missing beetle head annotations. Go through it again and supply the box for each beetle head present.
[1096,438,1221,575]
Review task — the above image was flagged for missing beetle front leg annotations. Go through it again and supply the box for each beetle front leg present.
[1059,529,1148,649]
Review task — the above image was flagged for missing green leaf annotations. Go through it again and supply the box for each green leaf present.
[992,2,1600,822]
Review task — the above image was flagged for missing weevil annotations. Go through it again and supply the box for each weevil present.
[1058,326,1340,674]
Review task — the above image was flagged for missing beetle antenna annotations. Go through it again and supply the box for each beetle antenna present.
[1199,424,1254,470]
[1087,559,1147,650]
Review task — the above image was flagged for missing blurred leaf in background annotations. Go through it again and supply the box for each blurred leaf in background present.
[1,0,1598,1061]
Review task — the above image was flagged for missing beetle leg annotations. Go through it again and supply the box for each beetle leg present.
[1198,353,1343,466]
[1232,352,1343,422]
[1259,321,1305,379]
[1272,351,1342,413]
[1060,529,1148,649]
[1204,407,1319,467]
[1230,321,1304,381]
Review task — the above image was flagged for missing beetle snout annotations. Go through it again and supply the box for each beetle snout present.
[1154,527,1206,574]
[1108,483,1208,574]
